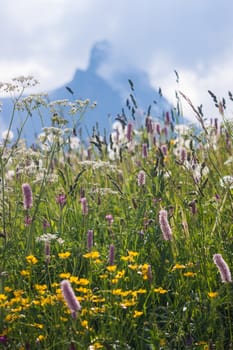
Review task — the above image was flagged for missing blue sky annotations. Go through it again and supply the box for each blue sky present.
[1,0,233,120]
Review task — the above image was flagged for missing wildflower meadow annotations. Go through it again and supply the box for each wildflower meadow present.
[0,76,233,349]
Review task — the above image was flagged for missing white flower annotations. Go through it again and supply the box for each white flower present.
[224,157,233,165]
[220,176,233,189]
[193,164,209,183]
[36,233,64,244]
[5,170,15,181]
[36,233,58,242]
[70,136,80,150]
[174,124,191,136]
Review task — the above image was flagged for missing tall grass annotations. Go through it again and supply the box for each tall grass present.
[0,77,233,349]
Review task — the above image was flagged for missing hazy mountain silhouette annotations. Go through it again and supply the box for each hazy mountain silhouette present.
[1,41,172,145]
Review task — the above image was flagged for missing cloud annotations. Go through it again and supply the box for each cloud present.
[0,0,233,122]
[0,114,8,135]
[147,49,233,121]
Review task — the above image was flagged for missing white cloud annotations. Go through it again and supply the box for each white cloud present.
[0,0,233,124]
[0,115,8,135]
[147,49,233,121]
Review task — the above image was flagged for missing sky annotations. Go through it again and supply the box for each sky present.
[1,0,233,122]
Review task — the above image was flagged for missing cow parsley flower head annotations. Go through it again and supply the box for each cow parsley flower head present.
[219,176,233,189]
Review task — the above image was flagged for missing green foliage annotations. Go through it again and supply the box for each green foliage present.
[0,81,233,349]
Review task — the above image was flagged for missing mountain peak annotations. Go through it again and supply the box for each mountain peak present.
[1,41,172,145]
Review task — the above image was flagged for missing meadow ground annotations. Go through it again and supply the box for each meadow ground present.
[0,77,233,349]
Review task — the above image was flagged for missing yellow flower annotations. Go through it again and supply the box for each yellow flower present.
[11,306,22,313]
[79,278,90,286]
[51,282,59,288]
[60,316,68,322]
[4,286,12,293]
[58,252,71,259]
[26,255,38,264]
[0,294,7,301]
[208,291,219,298]
[140,263,149,270]
[5,313,21,322]
[91,342,103,349]
[133,310,143,318]
[13,290,24,297]
[121,251,139,262]
[59,272,71,279]
[196,341,208,346]
[20,270,30,277]
[154,287,168,294]
[183,272,196,277]
[40,295,56,306]
[20,297,30,306]
[76,287,91,294]
[112,289,123,295]
[111,278,118,284]
[131,289,147,298]
[115,270,125,279]
[186,262,194,267]
[139,263,151,280]
[121,256,132,262]
[172,263,186,271]
[164,155,169,162]
[120,299,136,308]
[128,264,138,270]
[90,295,106,303]
[37,335,45,342]
[160,339,166,346]
[106,265,117,272]
[95,259,102,264]
[135,288,147,295]
[34,284,47,294]
[81,320,89,329]
[128,251,139,257]
[31,323,43,329]
[69,276,79,284]
[83,251,100,259]
[170,139,175,145]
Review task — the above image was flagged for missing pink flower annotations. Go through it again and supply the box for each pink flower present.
[43,219,50,229]
[159,209,172,241]
[24,215,32,226]
[156,123,161,135]
[56,194,66,208]
[22,183,33,210]
[147,264,153,283]
[126,122,133,142]
[213,254,232,283]
[0,335,8,344]
[105,214,113,225]
[160,144,167,156]
[142,143,148,158]
[180,147,187,163]
[137,170,146,186]
[45,241,51,264]
[108,244,115,266]
[165,111,170,125]
[87,230,93,251]
[60,280,81,318]
[80,197,88,216]
[145,116,153,134]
